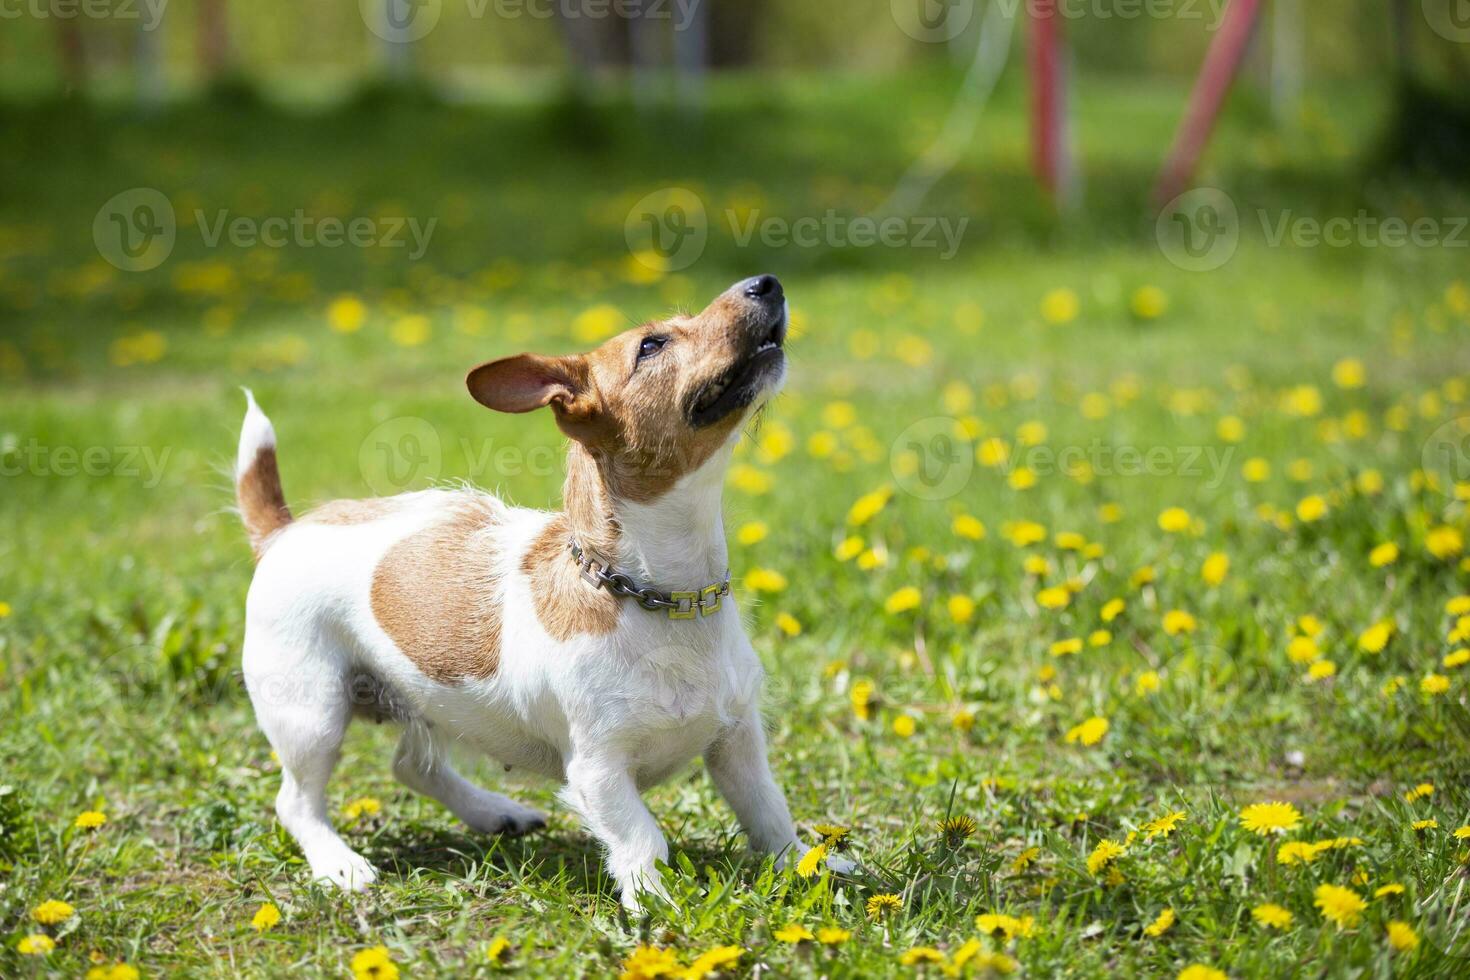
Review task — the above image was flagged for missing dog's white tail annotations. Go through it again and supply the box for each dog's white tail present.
[236,389,292,560]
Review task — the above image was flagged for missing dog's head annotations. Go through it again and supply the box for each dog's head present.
[467,275,788,501]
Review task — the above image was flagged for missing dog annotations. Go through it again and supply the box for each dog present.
[235,274,851,909]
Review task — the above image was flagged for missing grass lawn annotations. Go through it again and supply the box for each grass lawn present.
[2,73,1470,977]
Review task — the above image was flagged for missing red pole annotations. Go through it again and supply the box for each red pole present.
[1154,0,1264,207]
[1028,0,1063,199]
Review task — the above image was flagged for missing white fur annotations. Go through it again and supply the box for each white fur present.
[237,389,849,907]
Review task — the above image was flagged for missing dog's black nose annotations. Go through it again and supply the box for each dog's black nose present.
[742,274,783,303]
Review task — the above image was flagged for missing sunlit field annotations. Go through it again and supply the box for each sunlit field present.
[3,75,1470,978]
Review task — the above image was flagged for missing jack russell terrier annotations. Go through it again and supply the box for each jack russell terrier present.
[235,274,852,909]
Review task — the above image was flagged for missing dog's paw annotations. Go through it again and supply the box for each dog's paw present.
[310,848,378,892]
[462,799,547,837]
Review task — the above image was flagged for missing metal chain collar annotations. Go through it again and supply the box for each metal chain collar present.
[568,538,731,620]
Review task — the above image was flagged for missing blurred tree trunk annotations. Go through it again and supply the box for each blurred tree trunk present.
[672,0,708,113]
[628,0,662,108]
[708,0,763,67]
[555,7,627,79]
[197,0,231,82]
[55,21,86,95]
[136,19,167,109]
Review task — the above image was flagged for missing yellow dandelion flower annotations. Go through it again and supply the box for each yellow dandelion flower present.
[1050,638,1083,657]
[1369,542,1399,567]
[342,797,381,821]
[683,945,740,979]
[736,521,768,545]
[796,843,828,878]
[1358,621,1393,653]
[1332,358,1365,388]
[1144,908,1176,937]
[892,714,917,738]
[1011,846,1040,873]
[1178,965,1227,980]
[1314,883,1366,929]
[816,926,851,945]
[1136,670,1161,696]
[1412,819,1439,832]
[74,810,107,830]
[1040,287,1080,324]
[1088,629,1112,647]
[350,945,400,980]
[31,900,75,925]
[884,586,922,615]
[251,902,281,932]
[1242,457,1271,482]
[326,294,367,334]
[847,486,893,526]
[1162,610,1197,636]
[1201,552,1230,586]
[1404,782,1434,802]
[17,934,56,956]
[1158,507,1192,533]
[1087,838,1127,875]
[1101,598,1126,622]
[1386,920,1419,952]
[621,945,681,979]
[1277,841,1321,866]
[1143,811,1186,839]
[1422,673,1451,695]
[953,514,986,540]
[939,815,978,848]
[1036,586,1070,610]
[1296,495,1328,523]
[1306,660,1336,682]
[900,947,945,966]
[1252,903,1293,929]
[1375,884,1405,899]
[1066,716,1109,747]
[1444,648,1470,669]
[744,568,788,594]
[866,893,903,920]
[1239,801,1302,836]
[1131,285,1168,319]
[774,612,802,637]
[1427,525,1464,559]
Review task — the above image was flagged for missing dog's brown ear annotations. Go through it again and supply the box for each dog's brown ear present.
[466,354,603,439]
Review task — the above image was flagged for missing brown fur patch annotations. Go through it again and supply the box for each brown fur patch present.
[301,497,401,526]
[522,514,620,641]
[238,446,292,560]
[370,501,503,683]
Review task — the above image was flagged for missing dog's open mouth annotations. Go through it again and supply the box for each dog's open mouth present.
[687,315,787,428]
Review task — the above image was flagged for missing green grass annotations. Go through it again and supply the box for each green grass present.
[3,73,1470,978]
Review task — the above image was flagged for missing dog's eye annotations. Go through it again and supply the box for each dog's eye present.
[637,335,668,360]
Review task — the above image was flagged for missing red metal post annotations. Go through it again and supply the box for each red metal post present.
[1154,0,1264,207]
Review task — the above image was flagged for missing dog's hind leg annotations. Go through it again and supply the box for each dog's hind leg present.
[392,723,546,836]
[243,634,377,891]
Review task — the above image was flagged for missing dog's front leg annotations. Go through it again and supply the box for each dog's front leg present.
[705,708,856,874]
[562,752,670,911]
